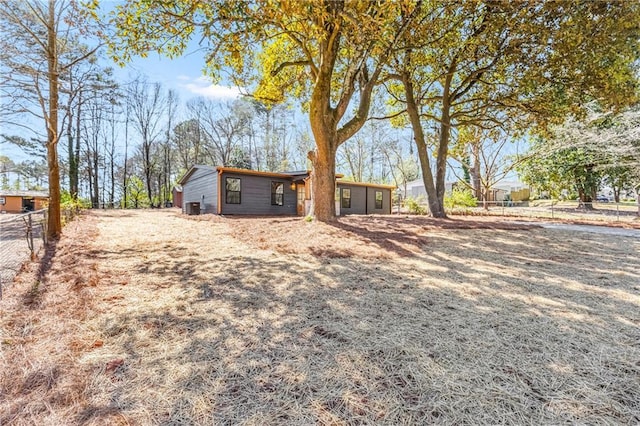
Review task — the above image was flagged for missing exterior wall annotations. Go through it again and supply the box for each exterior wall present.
[511,188,530,202]
[337,184,367,215]
[34,197,47,210]
[182,167,217,214]
[0,196,48,213]
[366,187,392,214]
[172,188,183,208]
[1,196,23,213]
[220,172,297,215]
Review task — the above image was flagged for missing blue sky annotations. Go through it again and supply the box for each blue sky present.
[113,42,243,102]
[101,0,242,101]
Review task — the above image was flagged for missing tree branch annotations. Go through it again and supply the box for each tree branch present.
[270,60,312,76]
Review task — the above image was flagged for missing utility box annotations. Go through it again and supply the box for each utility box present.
[186,202,200,215]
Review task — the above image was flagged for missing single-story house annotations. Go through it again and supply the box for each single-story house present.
[177,165,394,216]
[0,190,49,213]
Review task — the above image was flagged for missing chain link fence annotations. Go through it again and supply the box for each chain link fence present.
[464,200,639,223]
[398,198,640,223]
[0,210,47,299]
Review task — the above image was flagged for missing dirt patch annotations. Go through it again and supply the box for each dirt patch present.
[1,209,639,425]
[223,214,537,259]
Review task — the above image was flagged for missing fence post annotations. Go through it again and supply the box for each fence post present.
[43,209,48,245]
[27,213,35,261]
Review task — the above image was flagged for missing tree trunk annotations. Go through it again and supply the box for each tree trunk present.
[110,106,116,208]
[123,107,129,208]
[66,107,76,199]
[403,76,441,217]
[308,40,339,222]
[73,95,81,199]
[144,142,153,207]
[402,62,453,219]
[576,188,594,210]
[308,146,337,221]
[471,143,482,201]
[433,105,451,218]
[46,0,61,239]
[92,150,99,208]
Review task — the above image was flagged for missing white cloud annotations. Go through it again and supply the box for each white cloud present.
[179,75,243,99]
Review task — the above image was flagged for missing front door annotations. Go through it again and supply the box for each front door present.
[297,184,306,216]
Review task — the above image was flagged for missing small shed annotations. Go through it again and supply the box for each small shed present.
[172,185,183,208]
[0,190,49,213]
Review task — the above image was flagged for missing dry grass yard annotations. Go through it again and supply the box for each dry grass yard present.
[1,209,639,425]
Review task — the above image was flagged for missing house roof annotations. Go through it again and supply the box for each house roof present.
[0,190,49,198]
[217,166,306,180]
[492,181,529,191]
[177,165,215,185]
[177,165,387,188]
[337,180,397,190]
[280,170,311,177]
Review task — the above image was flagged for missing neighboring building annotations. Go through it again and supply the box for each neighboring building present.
[172,185,183,208]
[177,165,394,216]
[403,179,529,202]
[0,190,49,213]
[491,181,530,202]
[404,179,454,200]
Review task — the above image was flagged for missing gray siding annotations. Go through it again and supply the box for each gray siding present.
[182,167,217,214]
[338,183,392,215]
[338,184,367,215]
[220,172,297,215]
[366,187,392,214]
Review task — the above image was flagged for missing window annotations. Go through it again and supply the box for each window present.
[375,190,383,209]
[226,177,241,204]
[341,188,351,209]
[271,182,284,206]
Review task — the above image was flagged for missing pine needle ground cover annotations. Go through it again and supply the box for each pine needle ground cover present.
[1,210,638,425]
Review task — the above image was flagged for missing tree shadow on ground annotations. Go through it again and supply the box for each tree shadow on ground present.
[226,214,538,259]
[4,210,638,425]
[19,238,58,307]
[75,224,639,425]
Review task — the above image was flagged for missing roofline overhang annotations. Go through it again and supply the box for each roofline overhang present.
[336,180,397,190]
[177,165,215,185]
[217,166,308,180]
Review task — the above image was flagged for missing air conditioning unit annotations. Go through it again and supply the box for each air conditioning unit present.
[186,202,200,215]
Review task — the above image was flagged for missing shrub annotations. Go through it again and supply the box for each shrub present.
[60,191,89,224]
[444,187,477,209]
[405,196,427,215]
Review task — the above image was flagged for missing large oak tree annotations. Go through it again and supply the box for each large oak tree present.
[105,0,421,221]
[386,1,640,217]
